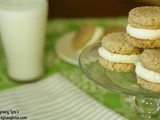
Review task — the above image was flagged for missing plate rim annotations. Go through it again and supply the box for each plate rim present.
[55,31,79,66]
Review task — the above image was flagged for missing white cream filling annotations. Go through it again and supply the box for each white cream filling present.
[98,47,139,63]
[135,62,160,83]
[126,24,160,40]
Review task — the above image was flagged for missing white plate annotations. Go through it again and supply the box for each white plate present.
[55,32,79,66]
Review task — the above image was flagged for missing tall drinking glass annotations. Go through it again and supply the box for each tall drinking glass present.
[0,0,48,82]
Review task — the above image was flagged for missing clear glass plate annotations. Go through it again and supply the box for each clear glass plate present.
[79,42,160,98]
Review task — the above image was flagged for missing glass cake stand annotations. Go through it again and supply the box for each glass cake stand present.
[79,42,160,120]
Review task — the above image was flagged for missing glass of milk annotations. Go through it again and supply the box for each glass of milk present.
[0,0,48,82]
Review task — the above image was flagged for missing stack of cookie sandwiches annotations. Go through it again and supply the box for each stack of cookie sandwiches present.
[98,6,160,92]
[126,6,160,92]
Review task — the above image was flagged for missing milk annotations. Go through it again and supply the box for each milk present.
[0,0,48,81]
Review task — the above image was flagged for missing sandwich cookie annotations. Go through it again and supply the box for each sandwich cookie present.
[104,25,125,35]
[72,23,104,53]
[126,6,160,48]
[135,49,160,92]
[98,32,142,72]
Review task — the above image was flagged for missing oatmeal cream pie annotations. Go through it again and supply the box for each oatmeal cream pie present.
[126,6,160,48]
[104,25,126,35]
[135,49,160,92]
[72,23,104,53]
[98,32,142,72]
